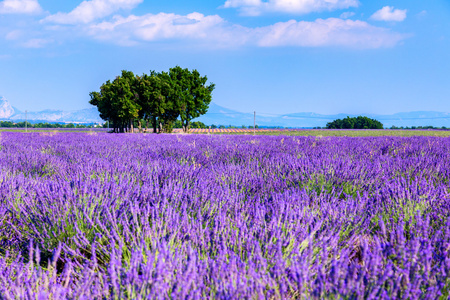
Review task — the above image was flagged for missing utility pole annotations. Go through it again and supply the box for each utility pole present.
[25,110,27,133]
[253,111,256,136]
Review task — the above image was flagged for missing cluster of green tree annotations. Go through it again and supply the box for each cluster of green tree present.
[35,123,94,128]
[326,116,383,129]
[0,121,31,128]
[389,125,448,130]
[0,121,95,128]
[90,67,215,133]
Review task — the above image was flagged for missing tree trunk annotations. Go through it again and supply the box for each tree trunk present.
[138,120,142,133]
[130,119,134,133]
[152,117,157,133]
[182,119,187,133]
[182,118,186,133]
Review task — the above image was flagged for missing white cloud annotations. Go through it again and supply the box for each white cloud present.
[87,13,407,49]
[223,0,359,16]
[257,18,405,48]
[88,12,247,47]
[370,6,407,22]
[43,0,142,24]
[0,0,42,14]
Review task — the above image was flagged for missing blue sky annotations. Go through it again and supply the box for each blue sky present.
[0,0,449,115]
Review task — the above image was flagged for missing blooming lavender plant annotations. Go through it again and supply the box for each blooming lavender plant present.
[0,132,449,299]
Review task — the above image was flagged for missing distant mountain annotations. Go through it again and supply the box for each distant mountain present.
[196,105,342,127]
[372,111,450,127]
[10,108,102,123]
[1,96,450,127]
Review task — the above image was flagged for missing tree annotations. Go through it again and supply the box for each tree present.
[191,121,207,129]
[112,70,140,133]
[136,72,172,133]
[326,116,383,129]
[169,66,215,133]
[90,70,140,133]
[157,72,180,133]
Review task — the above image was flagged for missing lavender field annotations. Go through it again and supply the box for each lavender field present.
[0,132,449,299]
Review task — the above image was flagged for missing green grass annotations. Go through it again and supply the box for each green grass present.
[209,129,450,137]
[3,128,449,137]
[0,129,100,133]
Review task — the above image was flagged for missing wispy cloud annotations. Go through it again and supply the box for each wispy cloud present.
[340,11,355,19]
[0,0,42,14]
[43,0,143,24]
[417,10,427,19]
[5,29,23,40]
[370,6,407,22]
[21,38,52,48]
[87,13,407,49]
[223,0,359,16]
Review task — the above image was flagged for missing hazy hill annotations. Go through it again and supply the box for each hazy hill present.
[0,96,102,123]
[10,108,102,123]
[196,103,450,128]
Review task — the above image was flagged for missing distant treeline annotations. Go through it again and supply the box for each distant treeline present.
[171,120,259,129]
[389,125,449,130]
[0,121,95,128]
[111,119,260,130]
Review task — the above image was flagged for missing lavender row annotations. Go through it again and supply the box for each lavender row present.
[0,132,449,299]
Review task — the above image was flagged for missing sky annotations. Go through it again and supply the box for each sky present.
[0,0,449,115]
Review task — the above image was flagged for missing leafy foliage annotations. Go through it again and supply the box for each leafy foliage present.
[169,66,215,133]
[326,116,384,129]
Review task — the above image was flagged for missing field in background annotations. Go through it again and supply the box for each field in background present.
[177,128,450,137]
[2,127,450,137]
